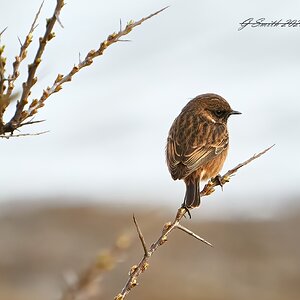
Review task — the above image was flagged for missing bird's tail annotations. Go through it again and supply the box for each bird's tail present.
[183,177,200,208]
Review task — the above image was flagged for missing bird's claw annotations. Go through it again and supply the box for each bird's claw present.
[212,174,224,191]
[181,204,192,219]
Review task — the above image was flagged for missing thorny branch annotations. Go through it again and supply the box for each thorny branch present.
[17,6,168,129]
[115,145,274,300]
[0,131,49,139]
[0,1,168,136]
[4,0,63,133]
[2,0,44,119]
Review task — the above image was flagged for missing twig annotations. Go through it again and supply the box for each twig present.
[200,144,275,197]
[225,144,275,176]
[115,145,274,300]
[0,130,49,139]
[18,119,45,128]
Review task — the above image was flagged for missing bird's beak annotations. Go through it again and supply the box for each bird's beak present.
[230,110,242,115]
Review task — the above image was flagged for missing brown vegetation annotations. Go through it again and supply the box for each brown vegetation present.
[0,203,299,300]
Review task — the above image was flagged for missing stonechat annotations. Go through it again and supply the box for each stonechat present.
[166,93,241,208]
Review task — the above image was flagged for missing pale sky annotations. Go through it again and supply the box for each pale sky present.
[1,0,300,218]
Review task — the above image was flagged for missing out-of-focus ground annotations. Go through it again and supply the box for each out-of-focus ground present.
[0,202,299,300]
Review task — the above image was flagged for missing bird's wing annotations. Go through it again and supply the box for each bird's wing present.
[183,128,228,176]
[167,120,228,179]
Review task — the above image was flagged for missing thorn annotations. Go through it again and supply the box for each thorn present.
[30,0,45,32]
[0,27,8,37]
[133,214,148,257]
[17,36,23,47]
[55,12,64,29]
[119,18,122,32]
[33,23,39,31]
[176,224,213,247]
[19,119,45,127]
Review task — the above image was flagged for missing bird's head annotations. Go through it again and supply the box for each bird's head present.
[195,93,241,124]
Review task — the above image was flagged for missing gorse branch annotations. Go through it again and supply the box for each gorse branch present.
[0,130,48,139]
[0,1,168,136]
[19,6,168,128]
[3,0,44,111]
[0,0,63,134]
[4,0,63,133]
[115,145,274,300]
[200,144,275,197]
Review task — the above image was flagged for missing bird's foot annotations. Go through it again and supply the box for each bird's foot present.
[181,204,192,219]
[211,174,224,191]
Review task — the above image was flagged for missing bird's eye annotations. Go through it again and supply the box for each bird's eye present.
[214,110,225,118]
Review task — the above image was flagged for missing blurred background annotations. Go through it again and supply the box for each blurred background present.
[0,0,299,299]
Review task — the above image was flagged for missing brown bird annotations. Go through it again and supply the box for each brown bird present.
[166,93,241,209]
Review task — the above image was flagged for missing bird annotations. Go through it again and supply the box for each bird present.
[166,93,241,209]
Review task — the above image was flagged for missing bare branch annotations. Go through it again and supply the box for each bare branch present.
[18,6,169,126]
[5,0,64,132]
[116,145,274,300]
[224,144,275,177]
[200,145,275,197]
[18,119,45,128]
[0,130,48,139]
[0,0,45,124]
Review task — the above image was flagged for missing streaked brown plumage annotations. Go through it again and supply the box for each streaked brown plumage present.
[166,93,241,208]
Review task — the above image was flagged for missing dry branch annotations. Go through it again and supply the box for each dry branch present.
[6,0,64,132]
[0,131,48,139]
[115,145,274,300]
[18,6,168,127]
[0,2,168,136]
[3,0,44,110]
